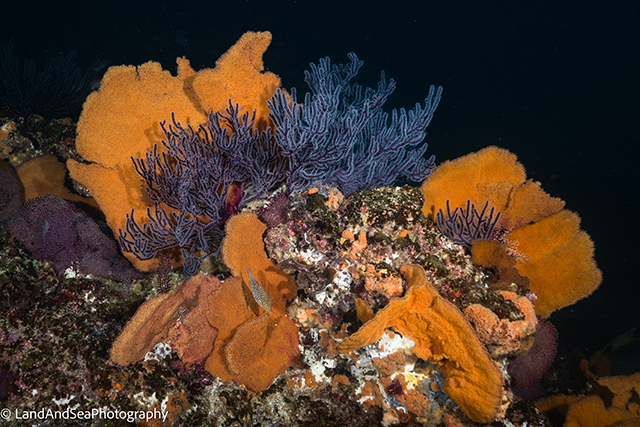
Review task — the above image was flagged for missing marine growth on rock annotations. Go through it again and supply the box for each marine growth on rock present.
[0,31,614,427]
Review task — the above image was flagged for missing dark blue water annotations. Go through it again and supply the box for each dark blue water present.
[2,0,638,373]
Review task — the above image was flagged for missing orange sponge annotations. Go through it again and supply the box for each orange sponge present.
[221,212,297,314]
[338,264,504,423]
[508,209,602,317]
[420,146,526,220]
[16,154,97,210]
[422,147,601,318]
[499,180,565,230]
[204,212,300,391]
[564,395,637,427]
[110,273,219,366]
[67,31,282,271]
[421,146,565,231]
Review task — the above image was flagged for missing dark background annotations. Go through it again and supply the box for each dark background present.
[2,1,638,373]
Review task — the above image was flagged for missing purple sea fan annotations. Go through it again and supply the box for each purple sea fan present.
[0,39,100,148]
[436,199,502,246]
[119,101,288,276]
[7,194,141,281]
[268,52,442,194]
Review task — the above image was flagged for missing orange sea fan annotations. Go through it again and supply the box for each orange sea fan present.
[498,179,565,231]
[422,146,601,318]
[191,32,281,130]
[507,209,603,318]
[420,145,526,221]
[421,146,565,233]
[565,395,638,427]
[67,31,282,272]
[204,212,300,391]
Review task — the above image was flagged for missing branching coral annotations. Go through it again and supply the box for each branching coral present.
[268,52,442,194]
[436,199,502,246]
[71,33,445,276]
[0,39,100,146]
[118,102,287,276]
[67,31,281,272]
[1,30,624,426]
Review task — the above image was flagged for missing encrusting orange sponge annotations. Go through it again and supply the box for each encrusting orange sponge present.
[464,291,537,356]
[338,264,504,424]
[67,31,282,272]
